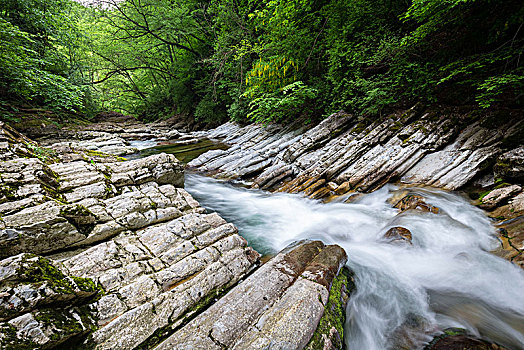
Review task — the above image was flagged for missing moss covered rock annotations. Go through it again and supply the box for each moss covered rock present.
[305,267,354,350]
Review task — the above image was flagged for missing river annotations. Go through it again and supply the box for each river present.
[185,173,524,350]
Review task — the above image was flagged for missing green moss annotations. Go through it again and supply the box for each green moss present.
[478,190,492,201]
[416,124,429,135]
[22,141,58,164]
[352,122,368,134]
[41,183,67,203]
[72,276,98,293]
[330,127,347,138]
[423,328,468,349]
[0,323,39,350]
[389,120,403,132]
[0,183,17,200]
[34,308,84,341]
[478,181,512,202]
[59,205,97,235]
[305,267,354,350]
[17,255,99,295]
[83,150,113,158]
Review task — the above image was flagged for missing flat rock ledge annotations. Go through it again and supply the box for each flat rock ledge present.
[0,122,351,349]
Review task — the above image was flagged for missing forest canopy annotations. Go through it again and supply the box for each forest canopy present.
[1,0,523,124]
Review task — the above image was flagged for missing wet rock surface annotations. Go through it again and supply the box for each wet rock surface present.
[425,329,508,350]
[475,182,524,268]
[383,226,413,244]
[394,194,440,214]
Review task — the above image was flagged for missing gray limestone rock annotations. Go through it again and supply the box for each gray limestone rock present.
[481,185,522,210]
[495,147,524,181]
[0,122,266,350]
[189,107,522,198]
[156,240,348,350]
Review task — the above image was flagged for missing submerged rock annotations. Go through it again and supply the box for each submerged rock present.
[384,226,413,244]
[394,194,440,214]
[425,328,508,350]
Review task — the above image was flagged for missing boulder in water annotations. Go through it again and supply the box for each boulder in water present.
[384,226,413,244]
[425,328,508,350]
[395,194,440,214]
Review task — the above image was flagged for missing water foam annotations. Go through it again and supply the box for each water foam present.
[186,173,524,349]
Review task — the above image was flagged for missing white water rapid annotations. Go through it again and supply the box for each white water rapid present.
[185,173,524,350]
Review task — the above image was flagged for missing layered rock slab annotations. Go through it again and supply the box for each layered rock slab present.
[0,123,261,349]
[0,153,185,258]
[189,107,522,198]
[0,253,101,349]
[156,240,348,350]
[64,212,259,350]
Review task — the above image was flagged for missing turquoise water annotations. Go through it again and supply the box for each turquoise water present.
[127,138,228,163]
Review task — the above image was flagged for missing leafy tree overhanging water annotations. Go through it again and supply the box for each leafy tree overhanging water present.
[1,0,522,124]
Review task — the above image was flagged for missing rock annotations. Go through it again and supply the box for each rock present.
[384,226,413,244]
[304,267,353,350]
[425,329,508,350]
[335,181,351,194]
[394,194,440,214]
[155,240,348,350]
[480,185,522,210]
[494,147,524,181]
[64,211,259,350]
[0,122,263,349]
[188,107,521,198]
[472,174,495,188]
[49,134,139,156]
[326,181,338,192]
[509,192,524,213]
[0,254,101,348]
[492,216,524,268]
[0,153,185,258]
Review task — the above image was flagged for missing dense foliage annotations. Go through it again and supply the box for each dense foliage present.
[0,0,89,114]
[1,0,522,124]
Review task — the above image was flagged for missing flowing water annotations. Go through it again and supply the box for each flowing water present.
[127,139,228,162]
[185,173,524,350]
